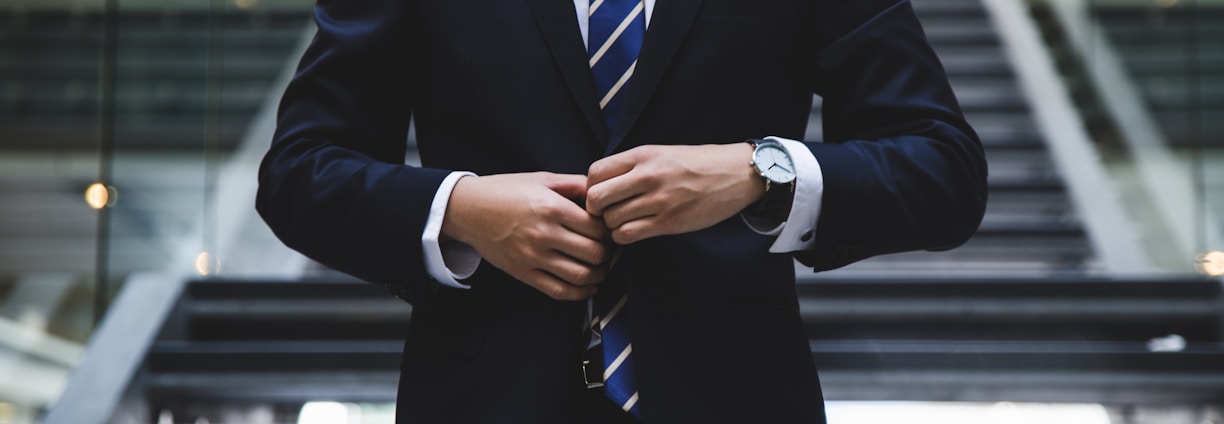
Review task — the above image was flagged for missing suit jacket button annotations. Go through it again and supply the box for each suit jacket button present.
[800,229,814,242]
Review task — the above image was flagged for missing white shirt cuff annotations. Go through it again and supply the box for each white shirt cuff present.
[422,171,482,289]
[741,136,824,253]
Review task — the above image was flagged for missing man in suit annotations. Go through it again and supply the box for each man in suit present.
[257,0,987,422]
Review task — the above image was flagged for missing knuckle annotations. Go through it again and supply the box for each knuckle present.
[585,268,603,285]
[611,230,629,245]
[592,225,610,240]
[638,168,662,185]
[590,244,609,263]
[515,241,539,259]
[653,210,675,227]
[588,161,606,178]
[585,188,603,209]
[650,166,670,182]
[535,200,562,219]
[649,191,671,205]
[549,285,574,301]
[602,210,620,229]
[520,226,543,244]
[619,226,642,244]
[570,267,593,286]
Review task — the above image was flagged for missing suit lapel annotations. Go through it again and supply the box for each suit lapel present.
[607,0,704,154]
[526,0,705,153]
[525,0,610,147]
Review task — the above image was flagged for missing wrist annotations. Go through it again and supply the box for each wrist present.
[440,175,478,245]
[734,142,766,205]
[744,138,797,221]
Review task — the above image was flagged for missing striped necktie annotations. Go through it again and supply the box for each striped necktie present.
[592,254,639,417]
[589,0,645,133]
[589,0,645,417]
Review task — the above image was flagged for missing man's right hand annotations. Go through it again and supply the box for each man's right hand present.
[441,172,611,301]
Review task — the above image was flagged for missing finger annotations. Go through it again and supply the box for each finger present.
[538,253,607,287]
[587,148,652,215]
[557,208,610,241]
[587,150,639,188]
[540,195,609,241]
[550,229,611,265]
[543,173,591,203]
[602,195,657,230]
[586,169,650,216]
[610,217,661,245]
[524,269,600,301]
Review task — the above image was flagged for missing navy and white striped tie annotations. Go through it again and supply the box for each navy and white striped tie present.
[592,259,639,417]
[589,0,645,133]
[589,0,645,417]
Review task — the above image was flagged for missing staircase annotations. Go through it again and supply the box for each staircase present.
[145,279,406,411]
[43,1,1224,423]
[48,274,1224,423]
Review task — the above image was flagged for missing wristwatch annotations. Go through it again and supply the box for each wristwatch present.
[745,138,796,222]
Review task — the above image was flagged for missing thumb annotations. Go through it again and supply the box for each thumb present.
[543,173,590,202]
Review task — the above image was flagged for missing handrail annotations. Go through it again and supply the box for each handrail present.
[42,273,186,424]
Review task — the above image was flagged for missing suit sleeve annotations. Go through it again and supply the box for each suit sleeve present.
[256,0,448,304]
[793,0,989,271]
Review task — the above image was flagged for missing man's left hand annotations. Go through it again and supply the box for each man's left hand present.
[586,143,766,245]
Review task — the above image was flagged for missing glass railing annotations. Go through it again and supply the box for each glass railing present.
[0,0,314,421]
[1032,0,1224,275]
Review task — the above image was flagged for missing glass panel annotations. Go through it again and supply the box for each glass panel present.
[1082,0,1223,274]
[0,0,313,420]
[105,0,217,301]
[1021,0,1222,276]
[0,0,107,421]
[101,0,314,286]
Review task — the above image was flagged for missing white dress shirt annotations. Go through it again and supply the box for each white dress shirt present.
[421,2,824,288]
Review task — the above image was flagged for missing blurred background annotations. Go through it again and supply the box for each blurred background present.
[0,0,1222,422]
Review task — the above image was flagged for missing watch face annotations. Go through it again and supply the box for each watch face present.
[753,143,796,184]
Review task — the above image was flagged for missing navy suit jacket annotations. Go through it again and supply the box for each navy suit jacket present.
[257,0,987,422]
